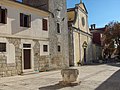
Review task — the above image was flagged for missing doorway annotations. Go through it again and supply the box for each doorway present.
[84,48,86,63]
[23,49,31,69]
[23,44,32,70]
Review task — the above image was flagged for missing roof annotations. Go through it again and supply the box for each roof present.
[90,27,106,33]
[67,8,75,12]
[9,0,50,14]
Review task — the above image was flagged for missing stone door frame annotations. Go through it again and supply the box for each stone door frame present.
[22,43,34,73]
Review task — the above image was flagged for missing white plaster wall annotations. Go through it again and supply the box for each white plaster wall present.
[39,41,49,56]
[7,43,15,63]
[73,31,79,66]
[0,4,49,39]
[0,38,15,64]
[80,34,88,62]
[74,8,90,34]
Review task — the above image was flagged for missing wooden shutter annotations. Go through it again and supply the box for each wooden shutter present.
[20,13,24,27]
[42,19,48,31]
[4,9,7,24]
[0,7,1,23]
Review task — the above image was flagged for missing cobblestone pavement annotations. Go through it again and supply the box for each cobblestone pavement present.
[0,62,120,90]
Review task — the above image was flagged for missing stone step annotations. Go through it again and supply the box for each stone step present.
[21,70,39,75]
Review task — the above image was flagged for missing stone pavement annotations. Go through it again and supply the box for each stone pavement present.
[0,62,120,90]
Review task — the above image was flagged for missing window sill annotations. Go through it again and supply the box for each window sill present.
[0,52,7,55]
[57,33,61,35]
[0,23,7,25]
[43,30,48,31]
[20,26,31,28]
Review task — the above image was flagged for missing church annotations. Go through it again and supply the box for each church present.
[68,0,93,66]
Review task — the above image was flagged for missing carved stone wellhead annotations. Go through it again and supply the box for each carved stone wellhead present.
[61,69,79,85]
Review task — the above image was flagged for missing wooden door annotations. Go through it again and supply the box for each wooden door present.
[24,49,31,69]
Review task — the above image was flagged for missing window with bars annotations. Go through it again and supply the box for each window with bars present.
[0,7,7,24]
[43,45,48,52]
[20,13,31,28]
[0,43,6,52]
[42,19,48,31]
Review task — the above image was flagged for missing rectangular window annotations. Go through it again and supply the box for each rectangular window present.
[58,45,61,52]
[42,19,48,31]
[57,23,60,33]
[0,7,7,24]
[20,13,31,28]
[23,44,31,48]
[43,45,48,52]
[0,43,6,52]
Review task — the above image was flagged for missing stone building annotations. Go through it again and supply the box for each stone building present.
[90,24,105,61]
[0,0,69,77]
[68,1,93,66]
[23,0,69,69]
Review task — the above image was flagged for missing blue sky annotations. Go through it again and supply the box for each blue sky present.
[18,0,120,28]
[67,0,120,28]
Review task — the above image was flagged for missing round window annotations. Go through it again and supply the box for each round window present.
[82,17,85,27]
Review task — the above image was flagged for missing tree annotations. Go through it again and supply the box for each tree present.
[103,21,120,59]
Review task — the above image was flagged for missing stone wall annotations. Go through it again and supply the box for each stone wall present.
[0,38,22,77]
[7,38,22,75]
[0,38,51,77]
[0,0,69,77]
[39,56,50,71]
[48,0,69,69]
[33,40,40,71]
[22,0,70,69]
[33,40,50,72]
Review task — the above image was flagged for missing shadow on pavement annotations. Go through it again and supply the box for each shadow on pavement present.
[95,70,120,90]
[84,59,120,68]
[39,83,79,90]
[107,62,120,67]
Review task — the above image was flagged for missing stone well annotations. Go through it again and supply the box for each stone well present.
[61,69,79,85]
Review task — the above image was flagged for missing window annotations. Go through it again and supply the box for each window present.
[0,43,6,52]
[81,17,85,27]
[23,44,31,48]
[58,45,61,52]
[57,23,60,33]
[42,19,48,31]
[20,13,31,28]
[43,45,48,52]
[0,7,7,24]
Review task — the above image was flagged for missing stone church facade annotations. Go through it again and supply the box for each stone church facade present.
[0,0,69,77]
[68,1,93,66]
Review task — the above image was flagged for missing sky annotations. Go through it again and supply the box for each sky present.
[67,0,120,28]
[18,0,120,28]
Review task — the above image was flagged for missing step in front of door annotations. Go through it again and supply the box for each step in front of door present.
[21,70,39,75]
